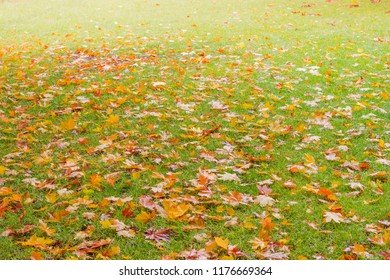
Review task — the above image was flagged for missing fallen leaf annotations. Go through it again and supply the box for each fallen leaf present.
[215,236,229,250]
[323,212,344,223]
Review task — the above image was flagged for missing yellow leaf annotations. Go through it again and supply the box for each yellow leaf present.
[205,240,217,252]
[132,171,141,180]
[319,166,327,172]
[0,166,7,175]
[106,114,119,125]
[106,246,121,257]
[100,220,112,229]
[379,139,385,149]
[135,211,155,224]
[384,230,390,244]
[39,220,56,237]
[45,192,58,204]
[227,207,235,216]
[83,188,94,195]
[305,154,316,165]
[243,217,257,229]
[297,255,308,260]
[60,117,76,131]
[352,243,365,257]
[162,200,190,219]
[19,235,54,248]
[296,124,305,133]
[237,42,245,48]
[215,236,229,250]
[220,255,234,260]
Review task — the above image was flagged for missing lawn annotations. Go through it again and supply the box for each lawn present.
[0,0,389,260]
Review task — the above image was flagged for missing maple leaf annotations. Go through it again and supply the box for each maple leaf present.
[121,203,134,218]
[304,153,316,166]
[0,166,7,175]
[103,246,121,258]
[144,228,173,245]
[31,251,44,260]
[162,200,190,219]
[139,195,158,210]
[135,210,156,224]
[228,244,246,257]
[261,217,276,231]
[287,164,306,173]
[117,229,135,238]
[90,174,103,187]
[74,225,95,240]
[75,239,112,254]
[255,195,275,207]
[260,250,289,260]
[105,172,121,186]
[347,182,365,190]
[323,212,344,223]
[250,237,268,250]
[60,117,76,131]
[257,184,272,195]
[215,236,229,250]
[352,244,367,258]
[283,180,296,189]
[39,220,56,237]
[0,187,13,196]
[106,114,119,125]
[217,172,241,182]
[180,249,210,260]
[152,81,166,88]
[19,235,55,249]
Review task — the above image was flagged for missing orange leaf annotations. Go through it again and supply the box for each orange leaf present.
[0,187,13,196]
[215,237,229,250]
[31,251,44,260]
[261,217,275,231]
[48,210,69,222]
[90,174,103,187]
[105,172,121,186]
[122,204,134,218]
[162,200,190,219]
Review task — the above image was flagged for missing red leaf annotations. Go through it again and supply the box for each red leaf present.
[122,204,134,218]
[144,228,173,245]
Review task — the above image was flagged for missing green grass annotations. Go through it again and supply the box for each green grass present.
[0,0,389,260]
